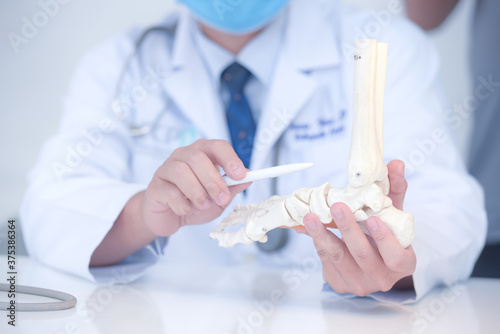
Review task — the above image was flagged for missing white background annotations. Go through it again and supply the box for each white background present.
[0,0,474,242]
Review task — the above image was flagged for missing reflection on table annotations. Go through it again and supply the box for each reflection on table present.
[0,256,498,334]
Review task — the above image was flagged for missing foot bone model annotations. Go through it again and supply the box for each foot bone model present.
[210,40,414,248]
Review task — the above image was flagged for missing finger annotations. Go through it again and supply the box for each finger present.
[303,214,346,286]
[176,148,232,207]
[228,182,252,198]
[158,161,212,210]
[197,139,246,180]
[387,160,408,210]
[286,221,336,234]
[304,213,361,274]
[304,213,346,263]
[291,225,308,234]
[366,216,416,274]
[330,203,382,272]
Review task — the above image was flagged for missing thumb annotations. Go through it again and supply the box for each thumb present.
[387,160,408,210]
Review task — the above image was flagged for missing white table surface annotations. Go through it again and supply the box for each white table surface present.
[1,255,498,334]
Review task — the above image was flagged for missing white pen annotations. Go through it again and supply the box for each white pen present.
[223,162,314,186]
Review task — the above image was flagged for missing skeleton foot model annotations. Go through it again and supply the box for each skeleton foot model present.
[210,40,414,248]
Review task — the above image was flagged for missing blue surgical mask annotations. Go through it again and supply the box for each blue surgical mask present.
[178,0,291,34]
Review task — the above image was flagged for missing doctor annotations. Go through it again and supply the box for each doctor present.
[21,0,486,303]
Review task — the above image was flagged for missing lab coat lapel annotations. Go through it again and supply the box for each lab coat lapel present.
[251,0,342,169]
[162,10,229,141]
[251,58,317,169]
[163,65,228,141]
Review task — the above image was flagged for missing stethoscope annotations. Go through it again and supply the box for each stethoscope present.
[111,25,177,138]
[0,283,76,312]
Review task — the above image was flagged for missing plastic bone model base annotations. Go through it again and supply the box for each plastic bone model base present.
[209,39,415,249]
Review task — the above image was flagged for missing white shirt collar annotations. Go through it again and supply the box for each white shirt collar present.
[191,11,285,88]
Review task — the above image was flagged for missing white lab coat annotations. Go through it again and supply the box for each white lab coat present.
[20,0,486,303]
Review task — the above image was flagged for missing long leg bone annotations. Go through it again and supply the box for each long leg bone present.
[209,39,414,248]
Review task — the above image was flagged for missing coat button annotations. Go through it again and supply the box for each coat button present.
[238,130,246,139]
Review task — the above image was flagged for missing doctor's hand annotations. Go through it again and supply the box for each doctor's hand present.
[143,139,251,237]
[302,160,417,296]
[91,140,249,267]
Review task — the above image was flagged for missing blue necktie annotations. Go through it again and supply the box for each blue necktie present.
[221,62,288,252]
[221,62,256,169]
